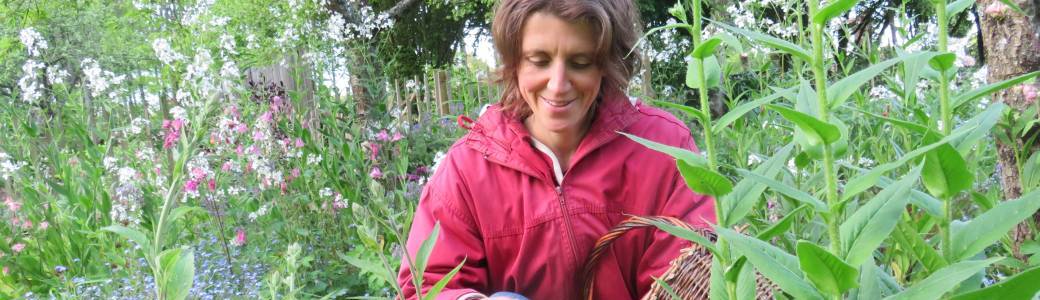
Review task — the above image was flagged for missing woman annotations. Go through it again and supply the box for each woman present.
[397,0,715,299]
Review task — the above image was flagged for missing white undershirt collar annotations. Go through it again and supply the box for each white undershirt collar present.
[529,137,565,187]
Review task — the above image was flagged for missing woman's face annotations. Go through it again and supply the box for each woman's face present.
[517,12,603,135]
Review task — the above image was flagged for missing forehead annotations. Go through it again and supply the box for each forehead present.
[520,12,599,55]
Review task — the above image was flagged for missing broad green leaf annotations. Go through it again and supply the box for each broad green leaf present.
[652,276,683,300]
[1022,151,1040,191]
[767,104,841,145]
[953,71,1039,110]
[735,255,758,300]
[646,218,718,254]
[951,266,1040,300]
[687,55,722,90]
[891,219,948,275]
[813,0,861,24]
[840,167,920,266]
[716,32,745,54]
[677,160,733,197]
[716,228,824,300]
[710,20,813,63]
[415,222,442,277]
[620,132,709,167]
[952,103,1005,155]
[946,0,975,18]
[714,87,793,132]
[921,143,972,199]
[928,52,957,73]
[885,258,1002,300]
[710,256,731,300]
[998,0,1026,14]
[724,256,748,283]
[736,169,827,212]
[757,205,810,240]
[423,258,466,300]
[854,263,884,300]
[159,247,195,300]
[951,189,1040,261]
[723,144,794,226]
[797,241,859,297]
[692,37,723,59]
[828,52,934,110]
[338,252,394,286]
[654,100,708,127]
[102,225,152,254]
[840,123,975,202]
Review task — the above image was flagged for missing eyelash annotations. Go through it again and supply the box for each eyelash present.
[527,58,592,69]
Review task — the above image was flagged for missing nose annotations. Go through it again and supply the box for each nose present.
[546,61,572,96]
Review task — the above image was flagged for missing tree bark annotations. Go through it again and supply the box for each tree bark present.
[978,0,1040,259]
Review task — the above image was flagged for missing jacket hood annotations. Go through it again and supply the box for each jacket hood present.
[461,91,642,183]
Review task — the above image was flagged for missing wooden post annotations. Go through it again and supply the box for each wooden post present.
[415,75,424,123]
[435,70,450,115]
[641,51,654,100]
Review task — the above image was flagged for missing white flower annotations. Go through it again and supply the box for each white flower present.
[307,154,323,165]
[18,59,44,103]
[45,65,68,85]
[152,38,185,65]
[218,34,237,55]
[103,157,119,171]
[0,152,27,181]
[117,167,138,183]
[185,49,213,82]
[144,93,161,116]
[320,187,333,198]
[19,28,47,57]
[170,106,188,122]
[246,34,259,49]
[430,151,448,175]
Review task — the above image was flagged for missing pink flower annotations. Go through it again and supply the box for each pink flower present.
[3,197,20,212]
[290,168,301,179]
[1023,84,1038,104]
[38,222,48,230]
[226,105,240,118]
[236,145,245,155]
[985,2,1008,16]
[184,179,200,193]
[20,220,32,230]
[369,167,383,179]
[236,123,248,134]
[222,161,233,172]
[191,167,207,180]
[365,142,381,161]
[208,179,216,192]
[295,138,305,148]
[391,131,404,142]
[260,111,274,123]
[376,130,390,142]
[1,266,7,275]
[162,119,184,149]
[253,130,265,141]
[232,228,246,247]
[11,243,24,253]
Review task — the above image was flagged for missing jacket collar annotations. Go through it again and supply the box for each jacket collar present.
[463,91,642,183]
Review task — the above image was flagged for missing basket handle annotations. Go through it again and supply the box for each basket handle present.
[579,216,700,300]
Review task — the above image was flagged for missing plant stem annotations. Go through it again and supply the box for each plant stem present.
[808,0,842,256]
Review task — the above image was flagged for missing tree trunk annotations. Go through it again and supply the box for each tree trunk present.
[978,0,1040,259]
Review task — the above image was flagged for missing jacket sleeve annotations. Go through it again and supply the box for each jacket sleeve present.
[398,153,490,300]
[634,134,717,296]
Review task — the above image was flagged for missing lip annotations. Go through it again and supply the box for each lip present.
[541,97,575,108]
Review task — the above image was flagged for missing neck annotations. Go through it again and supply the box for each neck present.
[524,112,594,172]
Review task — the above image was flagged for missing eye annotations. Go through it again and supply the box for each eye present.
[526,56,549,67]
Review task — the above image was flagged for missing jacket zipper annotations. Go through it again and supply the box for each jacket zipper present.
[556,185,580,264]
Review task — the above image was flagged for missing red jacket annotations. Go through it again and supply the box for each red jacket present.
[398,94,715,300]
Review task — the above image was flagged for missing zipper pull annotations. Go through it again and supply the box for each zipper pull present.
[554,186,563,195]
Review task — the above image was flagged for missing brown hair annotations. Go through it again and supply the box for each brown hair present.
[491,0,642,119]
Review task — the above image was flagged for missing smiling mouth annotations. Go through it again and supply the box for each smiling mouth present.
[542,97,574,108]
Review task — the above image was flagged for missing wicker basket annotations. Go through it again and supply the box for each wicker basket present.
[580,216,776,300]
